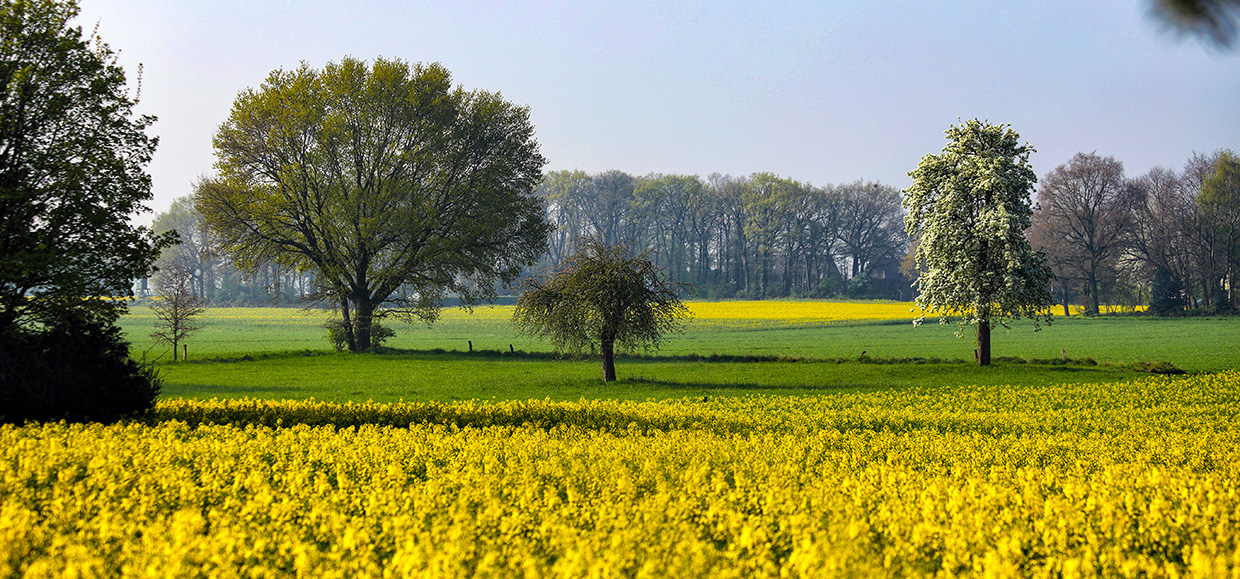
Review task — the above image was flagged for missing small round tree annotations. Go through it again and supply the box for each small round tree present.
[513,238,690,381]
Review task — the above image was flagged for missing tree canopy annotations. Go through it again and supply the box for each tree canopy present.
[512,238,690,382]
[197,57,550,351]
[0,0,173,333]
[1198,150,1240,309]
[903,119,1055,366]
[0,0,166,421]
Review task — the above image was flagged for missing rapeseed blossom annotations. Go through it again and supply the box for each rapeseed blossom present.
[2,373,1237,577]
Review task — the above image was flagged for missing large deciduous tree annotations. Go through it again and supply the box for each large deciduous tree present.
[0,0,173,333]
[904,119,1055,366]
[197,57,550,351]
[0,0,168,421]
[152,194,216,301]
[512,238,689,382]
[1126,166,1194,315]
[1033,152,1132,316]
[833,181,908,281]
[742,173,796,298]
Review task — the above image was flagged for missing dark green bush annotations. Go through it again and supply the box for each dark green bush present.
[324,319,396,351]
[0,316,160,423]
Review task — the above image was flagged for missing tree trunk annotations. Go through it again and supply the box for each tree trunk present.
[976,320,991,366]
[1061,283,1070,317]
[601,336,616,382]
[340,297,356,352]
[1087,269,1100,315]
[354,295,373,352]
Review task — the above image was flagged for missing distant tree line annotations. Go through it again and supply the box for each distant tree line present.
[1030,149,1240,316]
[153,172,913,303]
[153,146,1239,316]
[533,171,911,300]
[147,194,317,307]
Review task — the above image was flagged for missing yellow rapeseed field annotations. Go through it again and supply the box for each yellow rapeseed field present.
[3,372,1238,578]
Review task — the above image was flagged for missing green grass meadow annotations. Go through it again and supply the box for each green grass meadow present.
[119,303,1240,403]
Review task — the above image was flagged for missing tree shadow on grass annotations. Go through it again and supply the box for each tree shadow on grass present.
[146,394,1103,440]
[617,376,872,392]
[161,384,301,397]
[179,346,977,366]
[149,397,755,435]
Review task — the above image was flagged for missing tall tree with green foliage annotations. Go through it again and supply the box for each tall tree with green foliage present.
[0,0,168,421]
[198,57,550,351]
[1198,149,1240,309]
[151,194,216,301]
[904,120,1055,366]
[742,173,796,298]
[513,238,690,382]
[0,0,174,333]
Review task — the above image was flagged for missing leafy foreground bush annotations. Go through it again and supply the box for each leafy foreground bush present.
[2,373,1239,577]
[0,317,160,423]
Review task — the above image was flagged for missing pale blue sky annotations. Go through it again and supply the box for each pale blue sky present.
[75,1,1238,222]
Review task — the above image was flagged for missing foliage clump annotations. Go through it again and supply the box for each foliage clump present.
[324,319,395,352]
[0,0,174,332]
[0,314,161,423]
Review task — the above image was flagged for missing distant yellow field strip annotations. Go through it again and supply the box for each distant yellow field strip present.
[127,301,1131,331]
[687,300,923,322]
[421,301,927,324]
[160,301,926,325]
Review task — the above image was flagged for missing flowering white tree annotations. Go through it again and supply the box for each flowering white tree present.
[903,119,1055,366]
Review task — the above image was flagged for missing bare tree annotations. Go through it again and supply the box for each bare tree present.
[1126,166,1196,313]
[708,174,750,292]
[804,185,845,293]
[1181,151,1228,309]
[1029,214,1079,316]
[536,170,592,266]
[582,170,636,246]
[150,258,206,361]
[1034,153,1131,315]
[151,194,217,301]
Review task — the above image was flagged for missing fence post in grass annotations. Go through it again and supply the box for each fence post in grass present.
[183,344,187,361]
[468,340,473,353]
[509,344,514,354]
